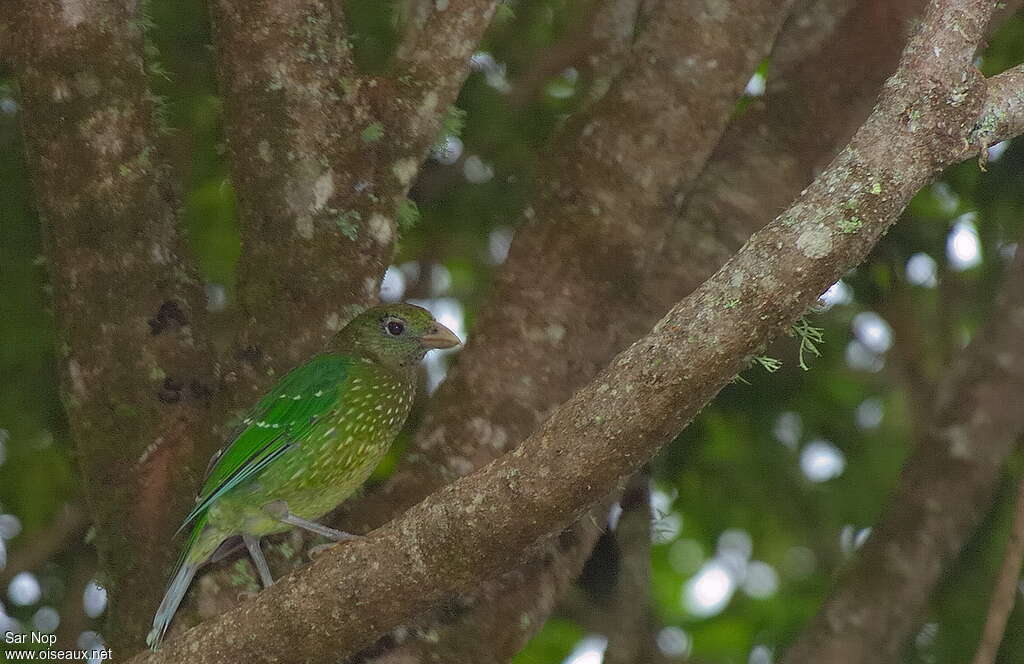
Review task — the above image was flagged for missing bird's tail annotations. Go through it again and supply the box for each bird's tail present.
[147,517,208,650]
[147,557,199,650]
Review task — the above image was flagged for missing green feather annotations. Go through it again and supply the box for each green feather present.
[178,354,353,533]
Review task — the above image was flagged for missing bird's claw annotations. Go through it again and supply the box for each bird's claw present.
[308,535,361,559]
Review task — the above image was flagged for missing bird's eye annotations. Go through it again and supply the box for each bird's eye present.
[386,320,405,336]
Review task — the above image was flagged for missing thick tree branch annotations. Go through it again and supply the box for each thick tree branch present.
[130,1,1018,661]
[347,0,796,556]
[351,517,606,664]
[9,1,218,649]
[339,1,796,660]
[211,0,499,378]
[355,3,928,657]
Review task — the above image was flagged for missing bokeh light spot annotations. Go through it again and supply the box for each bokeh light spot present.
[9,572,42,606]
[683,560,735,617]
[947,214,982,270]
[800,440,845,482]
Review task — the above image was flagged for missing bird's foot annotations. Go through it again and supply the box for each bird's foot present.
[308,534,362,559]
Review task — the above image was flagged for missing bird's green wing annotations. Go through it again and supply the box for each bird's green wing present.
[176,354,353,533]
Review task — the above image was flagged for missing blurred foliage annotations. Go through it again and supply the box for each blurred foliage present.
[2,2,1024,662]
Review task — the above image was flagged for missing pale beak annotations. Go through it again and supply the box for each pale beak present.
[422,321,462,349]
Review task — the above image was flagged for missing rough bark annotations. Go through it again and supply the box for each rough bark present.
[354,1,928,657]
[211,0,499,380]
[131,2,1023,661]
[9,1,218,649]
[346,0,796,563]
[337,1,797,660]
[349,516,606,664]
[8,0,502,653]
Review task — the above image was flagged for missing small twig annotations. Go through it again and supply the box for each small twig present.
[971,473,1024,664]
[604,471,667,664]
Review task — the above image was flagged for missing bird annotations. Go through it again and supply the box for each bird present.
[147,303,461,649]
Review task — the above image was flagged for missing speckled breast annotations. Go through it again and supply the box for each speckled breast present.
[225,360,414,526]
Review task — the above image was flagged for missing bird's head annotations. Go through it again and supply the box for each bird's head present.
[330,303,461,369]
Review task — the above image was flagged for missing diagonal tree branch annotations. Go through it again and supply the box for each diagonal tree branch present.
[337,1,797,660]
[131,2,1021,661]
[352,2,927,657]
[8,0,219,650]
[347,0,966,658]
[345,0,797,555]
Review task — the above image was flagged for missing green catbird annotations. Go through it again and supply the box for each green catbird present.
[148,303,460,648]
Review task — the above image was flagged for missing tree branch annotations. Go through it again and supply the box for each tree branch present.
[210,0,499,378]
[9,1,218,649]
[129,1,1019,661]
[971,473,1024,664]
[504,0,639,108]
[346,0,797,554]
[604,473,662,664]
[359,2,930,655]
[351,516,606,664]
[338,1,796,659]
